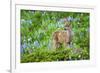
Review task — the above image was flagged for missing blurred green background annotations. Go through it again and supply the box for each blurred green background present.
[20,10,90,63]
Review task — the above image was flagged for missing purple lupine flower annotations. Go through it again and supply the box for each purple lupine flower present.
[67,16,73,21]
[34,40,40,48]
[22,43,27,49]
[74,18,80,22]
[21,43,27,54]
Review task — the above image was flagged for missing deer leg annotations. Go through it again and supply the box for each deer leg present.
[63,42,67,48]
[56,42,60,49]
[53,40,56,49]
[53,40,59,50]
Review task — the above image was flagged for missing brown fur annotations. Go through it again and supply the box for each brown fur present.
[52,20,72,49]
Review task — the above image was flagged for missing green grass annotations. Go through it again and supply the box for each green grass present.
[21,48,89,63]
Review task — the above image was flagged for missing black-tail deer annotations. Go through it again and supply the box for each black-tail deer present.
[53,18,72,49]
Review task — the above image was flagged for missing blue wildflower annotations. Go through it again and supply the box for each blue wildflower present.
[34,40,40,48]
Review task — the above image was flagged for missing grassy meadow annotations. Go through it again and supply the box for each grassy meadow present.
[20,10,90,63]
